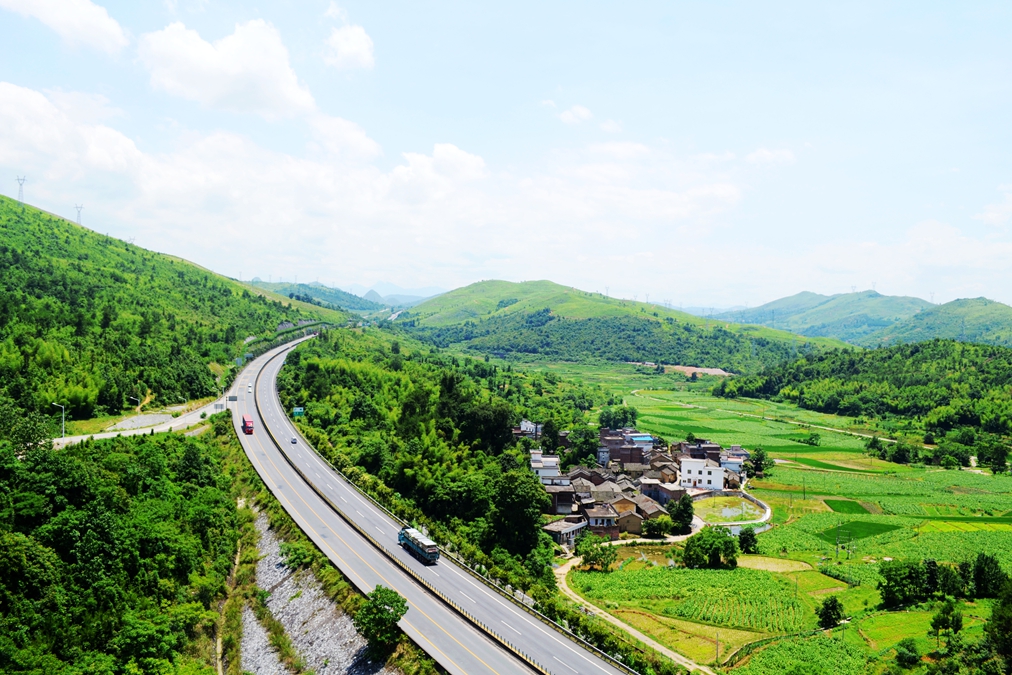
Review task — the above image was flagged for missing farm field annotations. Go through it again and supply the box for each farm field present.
[501,361,1012,672]
[694,496,765,523]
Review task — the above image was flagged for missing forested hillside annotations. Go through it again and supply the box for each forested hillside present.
[276,330,605,590]
[864,297,1012,347]
[0,403,238,674]
[248,280,382,311]
[0,196,342,419]
[399,280,843,373]
[714,338,1012,444]
[716,290,931,343]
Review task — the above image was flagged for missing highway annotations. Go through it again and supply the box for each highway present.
[233,339,635,675]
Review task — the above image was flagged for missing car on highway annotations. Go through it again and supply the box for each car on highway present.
[291,437,297,444]
[248,383,252,393]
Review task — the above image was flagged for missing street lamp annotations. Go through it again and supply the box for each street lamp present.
[52,402,65,438]
[129,396,140,412]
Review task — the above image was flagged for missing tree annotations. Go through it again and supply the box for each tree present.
[972,552,1008,598]
[562,424,599,469]
[930,599,963,649]
[865,435,884,458]
[667,494,694,535]
[816,595,844,629]
[894,637,920,668]
[539,418,560,452]
[353,585,408,651]
[746,447,770,476]
[878,560,926,608]
[643,515,673,538]
[682,526,737,569]
[738,526,759,555]
[940,455,959,470]
[576,532,618,571]
[985,581,1012,661]
[491,464,550,557]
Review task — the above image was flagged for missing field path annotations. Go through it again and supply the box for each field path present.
[554,558,715,675]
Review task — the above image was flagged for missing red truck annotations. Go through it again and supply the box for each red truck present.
[241,414,254,435]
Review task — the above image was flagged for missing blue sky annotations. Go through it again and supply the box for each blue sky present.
[1,1,1011,306]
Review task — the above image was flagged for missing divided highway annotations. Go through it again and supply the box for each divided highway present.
[232,339,634,675]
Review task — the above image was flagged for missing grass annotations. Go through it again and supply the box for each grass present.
[824,499,870,514]
[612,608,762,664]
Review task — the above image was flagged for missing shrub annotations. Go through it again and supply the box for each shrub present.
[894,637,920,668]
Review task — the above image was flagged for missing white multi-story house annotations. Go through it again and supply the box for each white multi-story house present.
[530,449,569,486]
[680,457,725,490]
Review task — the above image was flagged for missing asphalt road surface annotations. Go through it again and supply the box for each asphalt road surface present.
[233,339,633,675]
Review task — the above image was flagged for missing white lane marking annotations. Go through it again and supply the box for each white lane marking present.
[431,570,440,577]
[340,495,348,503]
[553,656,578,673]
[315,472,321,478]
[326,484,332,490]
[460,592,476,603]
[375,527,385,535]
[356,510,363,516]
[501,620,521,636]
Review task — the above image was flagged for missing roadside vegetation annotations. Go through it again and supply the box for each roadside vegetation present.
[0,195,342,422]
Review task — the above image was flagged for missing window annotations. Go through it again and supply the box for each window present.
[707,480,712,484]
[707,470,712,475]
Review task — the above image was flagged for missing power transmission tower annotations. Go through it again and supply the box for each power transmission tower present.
[605,286,609,298]
[645,293,649,304]
[16,176,26,204]
[851,285,856,293]
[75,204,83,225]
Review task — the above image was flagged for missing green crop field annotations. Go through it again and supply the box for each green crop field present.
[571,563,807,633]
[824,499,869,514]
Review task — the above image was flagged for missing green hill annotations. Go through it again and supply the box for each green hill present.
[0,195,345,419]
[716,290,932,343]
[248,279,383,311]
[397,280,846,372]
[859,298,1012,348]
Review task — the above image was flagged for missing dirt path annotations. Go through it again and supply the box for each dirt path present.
[554,558,715,675]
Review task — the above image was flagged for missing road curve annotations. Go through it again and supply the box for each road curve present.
[235,339,636,675]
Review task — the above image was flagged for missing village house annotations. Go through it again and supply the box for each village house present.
[544,484,576,514]
[679,457,725,490]
[617,510,643,535]
[630,494,666,519]
[720,446,750,474]
[529,449,569,486]
[543,516,587,548]
[657,482,687,505]
[582,503,620,540]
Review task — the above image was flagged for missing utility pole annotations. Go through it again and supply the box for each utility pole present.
[52,402,65,438]
[716,629,720,664]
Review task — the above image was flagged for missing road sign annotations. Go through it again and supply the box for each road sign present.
[293,407,304,417]
[227,395,238,402]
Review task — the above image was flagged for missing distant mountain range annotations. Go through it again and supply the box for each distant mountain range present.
[715,291,1012,348]
[396,280,846,372]
[248,280,382,311]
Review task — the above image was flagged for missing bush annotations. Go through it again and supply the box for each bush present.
[643,515,673,538]
[894,637,920,668]
[816,595,844,629]
[738,526,759,554]
[683,526,737,569]
[353,585,408,652]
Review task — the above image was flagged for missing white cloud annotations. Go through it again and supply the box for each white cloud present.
[599,119,623,133]
[138,20,315,119]
[323,1,347,21]
[746,147,795,165]
[324,24,375,70]
[559,105,593,125]
[0,0,128,54]
[974,185,1012,226]
[46,90,123,123]
[307,113,381,160]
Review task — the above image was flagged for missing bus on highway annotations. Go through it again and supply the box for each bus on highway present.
[241,414,254,435]
[398,526,439,564]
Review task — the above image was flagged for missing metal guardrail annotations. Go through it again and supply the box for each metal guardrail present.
[254,341,646,675]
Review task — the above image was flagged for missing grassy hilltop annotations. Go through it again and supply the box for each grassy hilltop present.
[0,195,344,419]
[715,290,932,344]
[863,297,1012,347]
[397,280,847,373]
